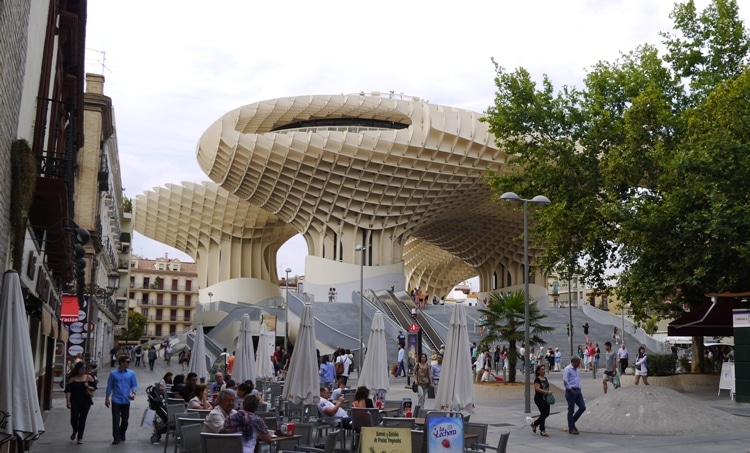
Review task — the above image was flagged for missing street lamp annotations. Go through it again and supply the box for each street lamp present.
[355,244,365,373]
[285,267,291,353]
[500,191,550,413]
[208,292,213,304]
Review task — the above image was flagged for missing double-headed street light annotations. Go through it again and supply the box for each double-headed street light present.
[500,191,550,414]
[355,245,366,373]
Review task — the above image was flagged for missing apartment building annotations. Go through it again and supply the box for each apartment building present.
[129,255,198,340]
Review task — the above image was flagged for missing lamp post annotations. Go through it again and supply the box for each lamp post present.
[208,292,213,304]
[568,277,574,358]
[500,191,550,413]
[285,267,291,352]
[355,245,365,373]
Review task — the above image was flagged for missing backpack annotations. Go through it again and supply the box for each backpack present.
[335,358,344,375]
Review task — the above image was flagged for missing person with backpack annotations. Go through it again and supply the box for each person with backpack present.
[335,352,351,385]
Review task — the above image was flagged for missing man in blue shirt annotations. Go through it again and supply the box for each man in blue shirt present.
[105,355,138,444]
[562,356,585,435]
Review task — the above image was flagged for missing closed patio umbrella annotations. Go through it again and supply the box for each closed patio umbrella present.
[232,314,256,383]
[188,324,209,382]
[256,322,275,380]
[282,304,319,405]
[359,311,389,392]
[0,271,45,443]
[434,303,474,413]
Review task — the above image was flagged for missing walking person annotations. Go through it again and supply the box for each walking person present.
[105,355,138,444]
[530,364,552,437]
[65,361,96,444]
[148,346,157,371]
[617,344,629,375]
[563,356,585,435]
[165,345,173,365]
[395,344,406,377]
[582,322,590,343]
[634,346,650,385]
[602,341,618,394]
[414,353,434,409]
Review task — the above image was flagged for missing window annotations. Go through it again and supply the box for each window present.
[155,325,162,336]
[172,264,180,271]
[156,294,164,305]
[158,264,165,270]
[184,310,190,322]
[172,279,178,290]
[143,277,150,289]
[185,280,192,291]
[130,276,135,288]
[156,309,163,321]
[141,308,148,317]
[184,295,191,307]
[171,294,178,306]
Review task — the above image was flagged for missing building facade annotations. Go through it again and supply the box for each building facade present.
[129,255,198,340]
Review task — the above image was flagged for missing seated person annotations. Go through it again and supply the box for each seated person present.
[187,384,213,410]
[351,386,374,409]
[223,395,273,453]
[180,372,198,402]
[235,382,263,410]
[203,389,237,433]
[330,378,347,402]
[317,386,352,429]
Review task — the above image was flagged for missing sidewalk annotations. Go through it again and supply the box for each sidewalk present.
[34,359,750,452]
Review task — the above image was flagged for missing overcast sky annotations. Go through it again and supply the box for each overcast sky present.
[84,0,742,285]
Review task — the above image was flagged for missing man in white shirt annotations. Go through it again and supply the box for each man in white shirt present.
[317,387,352,429]
[203,389,237,433]
[396,345,406,377]
[617,344,629,375]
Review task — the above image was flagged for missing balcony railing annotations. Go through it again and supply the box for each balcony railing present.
[131,284,195,292]
[139,299,192,307]
[147,315,191,322]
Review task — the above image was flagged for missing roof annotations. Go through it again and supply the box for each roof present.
[667,293,750,337]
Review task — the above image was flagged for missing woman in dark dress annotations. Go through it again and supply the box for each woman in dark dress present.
[530,364,552,437]
[64,361,96,444]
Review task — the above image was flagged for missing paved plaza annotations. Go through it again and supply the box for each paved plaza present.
[37,357,750,452]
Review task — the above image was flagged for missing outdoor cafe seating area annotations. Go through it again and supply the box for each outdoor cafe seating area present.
[161,383,503,453]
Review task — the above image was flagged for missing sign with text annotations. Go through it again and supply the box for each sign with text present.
[733,309,750,328]
[60,294,79,324]
[426,415,463,453]
[360,427,411,453]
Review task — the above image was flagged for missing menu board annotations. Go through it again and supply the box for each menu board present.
[360,427,411,453]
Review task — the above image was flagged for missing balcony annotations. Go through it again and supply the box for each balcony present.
[138,299,193,307]
[133,284,195,292]
[147,315,191,323]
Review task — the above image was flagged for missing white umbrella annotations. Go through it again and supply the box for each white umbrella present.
[434,303,475,413]
[358,311,389,392]
[255,322,275,380]
[282,304,320,405]
[232,314,256,383]
[0,270,45,443]
[188,324,209,382]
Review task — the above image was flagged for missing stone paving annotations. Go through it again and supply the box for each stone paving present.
[34,354,750,452]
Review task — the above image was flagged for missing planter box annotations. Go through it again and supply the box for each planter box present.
[646,373,719,392]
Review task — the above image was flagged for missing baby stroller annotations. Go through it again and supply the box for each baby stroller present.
[146,384,169,444]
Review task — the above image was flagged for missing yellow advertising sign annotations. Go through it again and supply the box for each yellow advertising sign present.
[262,314,277,332]
[360,427,412,453]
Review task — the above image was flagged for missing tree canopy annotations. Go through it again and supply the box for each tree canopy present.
[483,0,750,326]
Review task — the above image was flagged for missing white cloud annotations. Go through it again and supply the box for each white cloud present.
[86,0,743,280]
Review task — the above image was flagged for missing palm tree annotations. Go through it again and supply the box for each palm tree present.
[479,290,553,382]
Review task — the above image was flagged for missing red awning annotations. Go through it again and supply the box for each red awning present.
[668,293,750,337]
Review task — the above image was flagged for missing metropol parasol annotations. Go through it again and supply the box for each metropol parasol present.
[134,92,547,306]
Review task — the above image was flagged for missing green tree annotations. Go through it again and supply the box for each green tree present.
[478,290,553,383]
[124,311,146,343]
[482,0,750,373]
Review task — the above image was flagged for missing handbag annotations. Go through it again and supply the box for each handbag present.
[141,408,156,429]
[85,385,95,398]
[411,382,418,393]
[427,386,435,399]
[545,394,555,405]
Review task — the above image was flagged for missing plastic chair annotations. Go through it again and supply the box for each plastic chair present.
[465,431,510,453]
[463,422,488,450]
[411,429,424,453]
[199,432,243,453]
[350,408,379,452]
[298,430,340,453]
[179,422,203,453]
[174,417,203,453]
[162,403,188,453]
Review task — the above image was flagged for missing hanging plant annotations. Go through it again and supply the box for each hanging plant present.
[10,139,37,271]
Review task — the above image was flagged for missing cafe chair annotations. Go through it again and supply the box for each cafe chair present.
[179,422,203,453]
[464,431,510,453]
[200,432,243,453]
[350,409,379,453]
